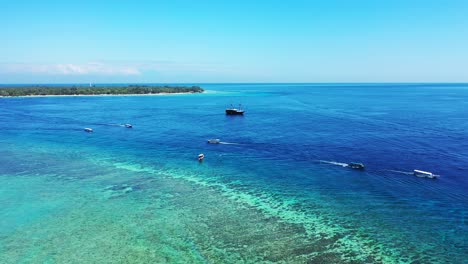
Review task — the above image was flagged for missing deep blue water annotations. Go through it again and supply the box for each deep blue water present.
[0,83,467,263]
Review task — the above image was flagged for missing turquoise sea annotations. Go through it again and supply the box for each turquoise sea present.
[0,83,467,263]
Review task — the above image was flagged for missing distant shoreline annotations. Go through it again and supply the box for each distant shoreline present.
[0,85,204,97]
[0,92,203,98]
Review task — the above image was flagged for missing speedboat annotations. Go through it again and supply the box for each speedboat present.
[84,128,93,133]
[207,139,221,144]
[348,162,365,170]
[124,124,133,128]
[414,170,439,179]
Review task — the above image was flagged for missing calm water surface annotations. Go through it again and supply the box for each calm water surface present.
[0,84,467,263]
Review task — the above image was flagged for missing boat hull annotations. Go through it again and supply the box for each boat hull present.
[225,109,244,115]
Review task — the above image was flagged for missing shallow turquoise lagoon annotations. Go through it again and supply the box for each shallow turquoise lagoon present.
[0,84,467,263]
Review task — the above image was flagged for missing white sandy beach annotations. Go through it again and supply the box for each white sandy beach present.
[0,91,204,98]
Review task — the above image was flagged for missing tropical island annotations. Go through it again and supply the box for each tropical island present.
[0,85,204,97]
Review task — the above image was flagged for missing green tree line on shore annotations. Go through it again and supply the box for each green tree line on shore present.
[0,85,204,97]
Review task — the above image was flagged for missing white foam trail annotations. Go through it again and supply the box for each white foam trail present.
[385,169,413,175]
[317,160,348,167]
[218,142,242,145]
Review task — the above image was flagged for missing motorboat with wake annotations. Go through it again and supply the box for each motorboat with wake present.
[414,170,439,179]
[207,139,221,144]
[348,162,365,170]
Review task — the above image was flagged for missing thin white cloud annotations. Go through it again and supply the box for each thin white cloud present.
[0,61,236,83]
[0,62,141,75]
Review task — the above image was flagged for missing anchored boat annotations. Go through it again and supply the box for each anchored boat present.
[84,128,93,133]
[226,104,245,115]
[198,153,205,161]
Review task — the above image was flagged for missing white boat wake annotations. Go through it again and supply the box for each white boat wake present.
[385,169,440,179]
[317,160,349,167]
[218,142,242,145]
[385,169,414,175]
[207,139,242,145]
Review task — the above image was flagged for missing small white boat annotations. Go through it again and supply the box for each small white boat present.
[84,128,93,133]
[207,139,221,144]
[414,170,439,179]
[198,153,205,161]
[124,124,133,128]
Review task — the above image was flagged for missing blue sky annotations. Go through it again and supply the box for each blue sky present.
[1,0,468,83]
